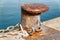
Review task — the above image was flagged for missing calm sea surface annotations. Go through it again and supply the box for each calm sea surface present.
[0,0,60,29]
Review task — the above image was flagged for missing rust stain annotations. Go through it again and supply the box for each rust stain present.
[26,31,45,38]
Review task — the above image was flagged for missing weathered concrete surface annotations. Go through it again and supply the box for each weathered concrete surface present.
[0,17,60,40]
[26,30,60,40]
[43,17,60,31]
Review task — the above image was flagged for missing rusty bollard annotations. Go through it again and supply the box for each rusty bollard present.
[21,3,49,35]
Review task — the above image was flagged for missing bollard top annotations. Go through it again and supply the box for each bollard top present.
[21,3,49,15]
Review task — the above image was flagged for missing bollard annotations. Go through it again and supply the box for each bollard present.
[21,3,49,35]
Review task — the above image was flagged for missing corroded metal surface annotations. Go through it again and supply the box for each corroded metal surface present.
[21,3,49,15]
[21,3,49,35]
[25,25,60,40]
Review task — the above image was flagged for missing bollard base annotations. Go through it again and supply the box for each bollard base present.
[25,25,60,40]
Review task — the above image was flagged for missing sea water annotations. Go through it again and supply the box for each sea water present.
[0,0,60,29]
